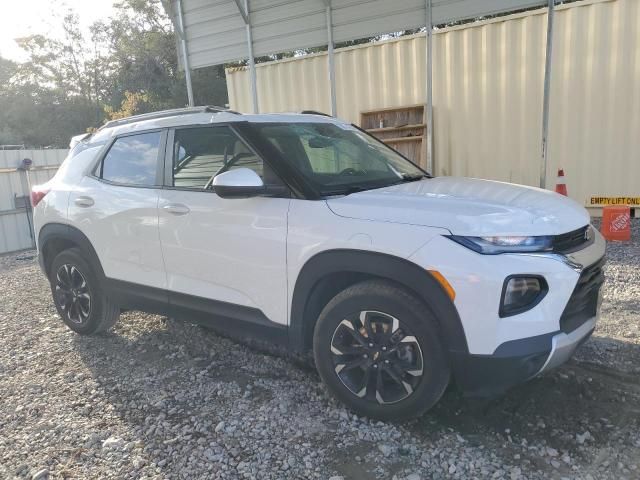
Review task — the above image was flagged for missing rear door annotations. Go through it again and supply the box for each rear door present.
[157,125,291,327]
[68,130,167,291]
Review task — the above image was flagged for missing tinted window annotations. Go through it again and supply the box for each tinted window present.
[250,123,426,196]
[172,126,267,189]
[300,134,363,174]
[101,131,161,186]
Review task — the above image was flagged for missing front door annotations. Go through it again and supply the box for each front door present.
[158,125,290,327]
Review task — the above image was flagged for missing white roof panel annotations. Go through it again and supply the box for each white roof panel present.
[166,0,547,69]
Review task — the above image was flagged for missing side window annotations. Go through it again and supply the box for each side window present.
[101,131,162,186]
[172,126,269,189]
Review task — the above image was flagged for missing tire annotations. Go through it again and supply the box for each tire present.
[313,280,450,421]
[49,248,120,335]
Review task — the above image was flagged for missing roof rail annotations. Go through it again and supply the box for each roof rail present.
[300,110,332,117]
[101,106,241,129]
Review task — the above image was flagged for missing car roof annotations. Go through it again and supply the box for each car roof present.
[94,106,345,141]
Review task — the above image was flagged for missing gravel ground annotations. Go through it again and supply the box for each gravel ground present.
[1,221,639,480]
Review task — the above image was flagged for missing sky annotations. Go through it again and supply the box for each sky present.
[0,0,117,62]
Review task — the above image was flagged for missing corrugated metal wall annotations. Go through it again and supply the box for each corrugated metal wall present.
[0,150,67,254]
[227,0,640,208]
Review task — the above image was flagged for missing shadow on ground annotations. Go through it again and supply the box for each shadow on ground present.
[70,314,640,479]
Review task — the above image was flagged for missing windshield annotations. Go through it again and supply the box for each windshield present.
[248,122,427,195]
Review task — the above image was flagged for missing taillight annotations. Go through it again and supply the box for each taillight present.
[31,187,50,207]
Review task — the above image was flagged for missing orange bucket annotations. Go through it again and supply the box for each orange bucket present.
[601,206,631,241]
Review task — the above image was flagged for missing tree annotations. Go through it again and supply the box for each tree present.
[0,56,16,86]
[0,0,228,147]
[103,0,227,118]
[0,56,18,145]
[104,91,151,121]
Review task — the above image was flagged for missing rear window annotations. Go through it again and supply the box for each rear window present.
[100,131,162,186]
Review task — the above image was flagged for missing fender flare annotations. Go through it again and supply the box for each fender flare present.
[38,223,105,280]
[288,249,469,355]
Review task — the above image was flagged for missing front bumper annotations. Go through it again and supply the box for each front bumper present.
[410,229,606,356]
[410,226,605,396]
[538,317,595,372]
[451,316,596,397]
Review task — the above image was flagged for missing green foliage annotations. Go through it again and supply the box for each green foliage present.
[0,56,16,86]
[0,0,228,147]
[105,91,152,121]
[0,0,413,147]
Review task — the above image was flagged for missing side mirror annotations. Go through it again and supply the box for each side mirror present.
[212,168,265,199]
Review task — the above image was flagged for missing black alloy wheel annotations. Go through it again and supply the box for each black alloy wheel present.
[313,280,450,420]
[330,310,424,404]
[50,248,120,334]
[54,264,92,325]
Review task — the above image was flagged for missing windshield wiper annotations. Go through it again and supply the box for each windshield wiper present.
[323,175,428,197]
[383,173,429,187]
[323,185,374,196]
[399,173,428,182]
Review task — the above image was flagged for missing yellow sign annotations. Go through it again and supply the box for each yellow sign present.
[590,197,640,206]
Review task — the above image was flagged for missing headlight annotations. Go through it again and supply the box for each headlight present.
[500,276,548,317]
[447,235,554,254]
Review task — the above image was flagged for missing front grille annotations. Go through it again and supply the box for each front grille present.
[559,257,605,333]
[553,225,591,253]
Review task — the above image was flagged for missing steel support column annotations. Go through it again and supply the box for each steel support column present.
[425,0,434,173]
[176,0,194,107]
[324,0,337,117]
[243,0,259,113]
[540,0,556,189]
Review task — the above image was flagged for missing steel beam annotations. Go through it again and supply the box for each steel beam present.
[161,0,183,40]
[425,0,434,173]
[232,0,249,24]
[177,0,194,107]
[232,0,259,112]
[540,0,556,189]
[324,0,337,116]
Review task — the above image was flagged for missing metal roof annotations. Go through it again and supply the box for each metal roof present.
[164,0,547,69]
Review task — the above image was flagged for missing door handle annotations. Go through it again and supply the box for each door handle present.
[74,196,94,208]
[163,203,190,215]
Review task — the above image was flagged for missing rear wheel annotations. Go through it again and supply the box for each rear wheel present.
[49,248,120,334]
[313,280,450,420]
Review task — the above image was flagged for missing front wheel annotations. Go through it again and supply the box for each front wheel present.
[49,248,120,335]
[313,280,450,421]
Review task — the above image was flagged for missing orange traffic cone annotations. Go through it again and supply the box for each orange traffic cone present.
[601,206,631,241]
[555,169,567,196]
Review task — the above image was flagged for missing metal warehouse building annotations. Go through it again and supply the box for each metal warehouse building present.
[164,0,640,213]
[225,0,640,211]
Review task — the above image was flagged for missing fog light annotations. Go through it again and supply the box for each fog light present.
[500,276,547,317]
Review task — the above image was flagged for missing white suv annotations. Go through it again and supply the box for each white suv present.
[33,107,605,420]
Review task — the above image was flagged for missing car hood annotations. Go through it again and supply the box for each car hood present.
[326,177,590,236]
